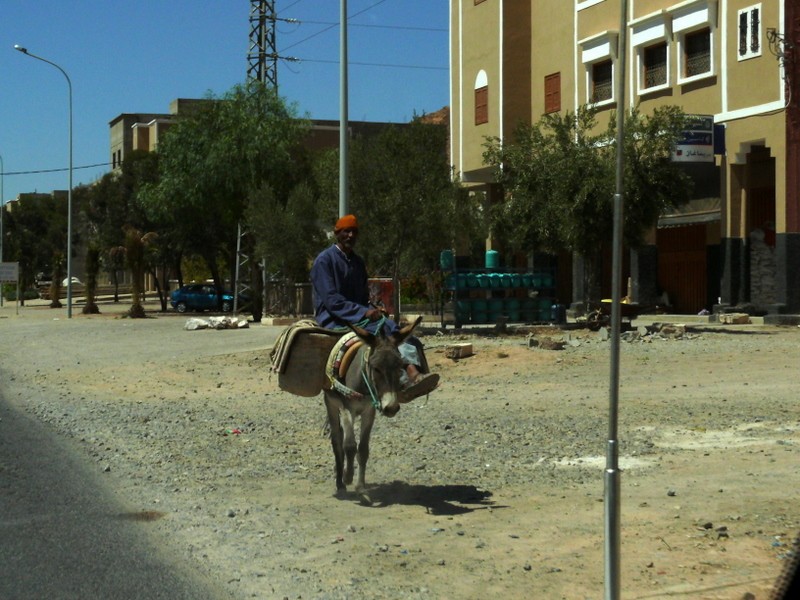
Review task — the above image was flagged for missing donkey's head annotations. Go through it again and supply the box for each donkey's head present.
[350,316,422,418]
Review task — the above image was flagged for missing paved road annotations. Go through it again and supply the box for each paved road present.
[0,398,236,600]
[0,303,280,599]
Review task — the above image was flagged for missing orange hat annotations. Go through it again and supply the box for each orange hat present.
[335,214,359,231]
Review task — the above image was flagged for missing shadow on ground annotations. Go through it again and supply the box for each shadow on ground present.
[345,480,499,515]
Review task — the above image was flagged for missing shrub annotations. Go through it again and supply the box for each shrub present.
[2,286,40,301]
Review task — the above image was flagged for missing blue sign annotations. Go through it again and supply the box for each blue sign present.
[673,114,714,163]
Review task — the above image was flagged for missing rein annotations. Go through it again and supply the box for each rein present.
[360,349,383,413]
[354,314,385,412]
[328,345,382,413]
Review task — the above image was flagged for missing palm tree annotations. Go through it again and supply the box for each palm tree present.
[114,226,158,318]
[48,252,64,309]
[81,245,101,314]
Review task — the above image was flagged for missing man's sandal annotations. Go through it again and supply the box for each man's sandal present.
[400,373,440,403]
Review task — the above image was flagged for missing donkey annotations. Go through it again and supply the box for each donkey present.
[323,316,423,499]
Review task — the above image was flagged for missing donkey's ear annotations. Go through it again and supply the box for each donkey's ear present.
[350,323,376,346]
[394,315,423,344]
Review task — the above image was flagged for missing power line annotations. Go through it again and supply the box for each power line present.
[3,162,111,176]
[299,19,446,33]
[291,57,446,71]
[279,0,389,52]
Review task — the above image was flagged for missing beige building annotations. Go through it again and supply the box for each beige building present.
[110,99,410,173]
[109,99,213,171]
[450,0,799,316]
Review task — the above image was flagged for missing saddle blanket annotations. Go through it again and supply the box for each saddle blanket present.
[270,320,343,397]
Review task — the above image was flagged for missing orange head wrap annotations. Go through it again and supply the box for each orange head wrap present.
[335,214,359,232]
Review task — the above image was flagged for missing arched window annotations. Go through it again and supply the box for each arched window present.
[474,70,489,125]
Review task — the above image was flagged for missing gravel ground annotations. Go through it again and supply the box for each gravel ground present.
[1,303,798,599]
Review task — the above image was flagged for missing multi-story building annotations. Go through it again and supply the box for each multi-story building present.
[450,0,799,315]
[109,99,214,171]
[110,100,416,173]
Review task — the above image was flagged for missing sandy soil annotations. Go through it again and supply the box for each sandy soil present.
[1,306,798,599]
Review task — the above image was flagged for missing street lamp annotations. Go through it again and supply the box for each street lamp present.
[14,44,74,318]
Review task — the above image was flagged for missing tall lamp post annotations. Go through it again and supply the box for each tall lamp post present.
[14,44,73,318]
[339,0,348,217]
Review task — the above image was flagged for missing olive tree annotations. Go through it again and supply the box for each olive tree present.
[483,105,691,305]
[140,82,309,321]
[315,118,484,321]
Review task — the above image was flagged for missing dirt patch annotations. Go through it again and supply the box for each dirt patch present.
[1,316,798,599]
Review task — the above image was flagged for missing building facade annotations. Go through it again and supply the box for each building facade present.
[109,99,214,171]
[110,100,411,173]
[450,0,799,315]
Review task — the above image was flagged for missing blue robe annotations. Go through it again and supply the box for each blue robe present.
[310,244,399,335]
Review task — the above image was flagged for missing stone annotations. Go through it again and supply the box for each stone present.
[538,338,566,351]
[659,324,686,338]
[445,343,473,359]
[621,331,640,342]
[720,313,750,325]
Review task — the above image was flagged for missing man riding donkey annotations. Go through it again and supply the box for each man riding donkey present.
[310,214,440,402]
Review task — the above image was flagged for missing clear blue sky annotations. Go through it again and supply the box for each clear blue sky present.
[0,0,449,205]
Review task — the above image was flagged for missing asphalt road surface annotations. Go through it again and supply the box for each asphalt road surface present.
[0,397,233,600]
[0,304,278,600]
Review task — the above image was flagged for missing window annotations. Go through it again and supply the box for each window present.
[672,1,716,84]
[580,31,617,105]
[643,42,668,89]
[632,16,670,95]
[475,86,488,125]
[544,72,561,113]
[683,28,711,78]
[738,5,761,60]
[474,70,489,125]
[591,60,613,103]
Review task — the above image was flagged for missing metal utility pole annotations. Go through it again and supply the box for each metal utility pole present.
[605,1,628,599]
[247,0,278,88]
[339,0,349,217]
[233,222,248,315]
[236,1,279,316]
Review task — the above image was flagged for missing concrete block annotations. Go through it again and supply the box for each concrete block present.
[720,313,751,324]
[445,343,473,359]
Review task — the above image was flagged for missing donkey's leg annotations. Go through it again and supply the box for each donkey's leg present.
[323,392,346,494]
[355,408,376,494]
[341,409,357,486]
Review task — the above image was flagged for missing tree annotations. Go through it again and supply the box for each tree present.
[82,243,101,314]
[140,82,309,321]
[83,150,160,304]
[47,253,64,309]
[2,193,68,305]
[314,119,484,322]
[483,104,691,305]
[112,226,158,318]
[245,181,326,283]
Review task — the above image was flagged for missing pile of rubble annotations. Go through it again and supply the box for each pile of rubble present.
[524,323,700,350]
[183,316,250,330]
[618,323,698,342]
